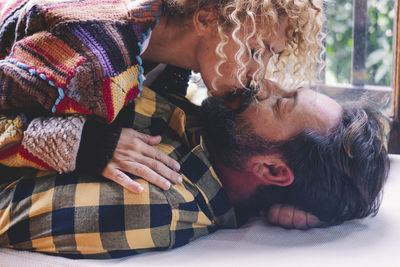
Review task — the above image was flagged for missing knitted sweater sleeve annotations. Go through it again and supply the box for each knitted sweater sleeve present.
[0,0,159,123]
[0,113,121,175]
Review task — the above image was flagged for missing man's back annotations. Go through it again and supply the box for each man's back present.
[0,87,237,258]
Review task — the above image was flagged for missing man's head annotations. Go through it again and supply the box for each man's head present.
[200,82,389,225]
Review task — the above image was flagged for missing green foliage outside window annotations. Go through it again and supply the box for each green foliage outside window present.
[325,0,394,86]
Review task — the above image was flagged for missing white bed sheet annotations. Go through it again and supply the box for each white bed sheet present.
[1,155,400,267]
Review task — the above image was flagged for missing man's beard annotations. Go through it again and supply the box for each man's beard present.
[198,93,253,169]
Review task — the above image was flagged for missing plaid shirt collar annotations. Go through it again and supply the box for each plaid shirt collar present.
[179,137,237,228]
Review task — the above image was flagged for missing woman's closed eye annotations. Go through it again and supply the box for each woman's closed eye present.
[250,48,262,60]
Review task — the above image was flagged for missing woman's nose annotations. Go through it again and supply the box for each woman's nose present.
[246,52,273,81]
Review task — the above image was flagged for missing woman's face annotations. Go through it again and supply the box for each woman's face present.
[195,16,289,96]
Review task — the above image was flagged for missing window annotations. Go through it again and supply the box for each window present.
[324,0,394,87]
[318,0,394,113]
[318,0,397,150]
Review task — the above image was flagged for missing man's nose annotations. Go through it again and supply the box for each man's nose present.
[256,79,287,100]
[265,79,285,95]
[263,79,285,95]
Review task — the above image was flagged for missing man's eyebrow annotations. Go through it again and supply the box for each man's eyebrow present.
[273,90,298,119]
[287,91,298,107]
[278,90,298,101]
[292,91,298,106]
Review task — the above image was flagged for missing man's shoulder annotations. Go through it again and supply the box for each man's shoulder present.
[134,87,187,136]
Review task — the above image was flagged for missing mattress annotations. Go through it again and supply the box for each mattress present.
[1,155,399,267]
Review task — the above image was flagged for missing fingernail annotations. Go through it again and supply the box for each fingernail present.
[177,175,183,184]
[137,185,144,193]
[175,163,181,171]
[164,181,171,190]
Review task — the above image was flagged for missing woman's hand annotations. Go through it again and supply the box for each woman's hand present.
[102,128,182,193]
[264,204,323,230]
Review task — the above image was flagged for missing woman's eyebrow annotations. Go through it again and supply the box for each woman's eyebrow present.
[265,43,284,55]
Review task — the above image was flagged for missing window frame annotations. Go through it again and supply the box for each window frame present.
[389,0,400,153]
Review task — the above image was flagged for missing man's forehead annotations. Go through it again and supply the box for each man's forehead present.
[300,89,343,134]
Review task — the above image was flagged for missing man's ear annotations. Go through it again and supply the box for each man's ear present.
[246,154,294,187]
[192,9,217,35]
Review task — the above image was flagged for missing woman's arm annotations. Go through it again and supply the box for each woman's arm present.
[0,113,182,193]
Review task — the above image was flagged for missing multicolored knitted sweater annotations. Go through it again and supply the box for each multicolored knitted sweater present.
[0,0,162,120]
[0,0,193,175]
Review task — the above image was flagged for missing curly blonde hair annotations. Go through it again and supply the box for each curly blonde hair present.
[164,0,325,91]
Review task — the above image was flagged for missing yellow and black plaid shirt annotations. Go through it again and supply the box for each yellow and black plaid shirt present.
[0,87,238,259]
